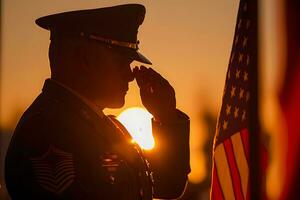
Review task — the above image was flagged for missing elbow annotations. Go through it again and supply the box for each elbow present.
[153,175,188,199]
[168,177,188,199]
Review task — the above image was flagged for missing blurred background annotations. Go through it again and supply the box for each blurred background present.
[0,0,285,199]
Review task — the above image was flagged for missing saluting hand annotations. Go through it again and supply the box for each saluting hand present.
[133,65,177,121]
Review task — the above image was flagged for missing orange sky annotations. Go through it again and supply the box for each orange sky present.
[1,0,240,127]
[1,0,284,198]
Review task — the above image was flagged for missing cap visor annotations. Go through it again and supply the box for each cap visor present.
[133,51,152,65]
[115,47,152,65]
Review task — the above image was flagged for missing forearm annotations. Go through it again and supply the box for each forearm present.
[145,109,190,199]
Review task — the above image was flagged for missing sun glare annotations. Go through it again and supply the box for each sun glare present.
[117,107,155,150]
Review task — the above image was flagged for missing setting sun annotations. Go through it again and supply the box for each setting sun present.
[117,107,155,150]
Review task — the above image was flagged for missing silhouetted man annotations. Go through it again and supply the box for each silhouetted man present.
[5,4,190,200]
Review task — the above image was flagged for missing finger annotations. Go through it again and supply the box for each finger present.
[140,83,155,101]
[140,65,148,71]
[135,66,150,89]
[138,66,159,85]
[145,69,171,94]
[138,66,173,95]
[133,66,139,76]
[133,66,140,82]
[138,67,155,93]
[140,66,153,84]
[148,68,169,85]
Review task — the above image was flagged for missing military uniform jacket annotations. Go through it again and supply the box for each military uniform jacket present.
[5,79,190,200]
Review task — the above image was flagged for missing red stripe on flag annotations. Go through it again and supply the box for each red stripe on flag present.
[211,162,225,200]
[240,129,250,163]
[224,138,245,200]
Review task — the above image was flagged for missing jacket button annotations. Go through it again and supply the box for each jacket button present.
[140,188,144,197]
[109,175,115,184]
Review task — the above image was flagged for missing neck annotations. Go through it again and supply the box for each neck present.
[50,77,105,111]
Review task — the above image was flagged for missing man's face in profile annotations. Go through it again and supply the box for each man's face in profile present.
[85,41,135,108]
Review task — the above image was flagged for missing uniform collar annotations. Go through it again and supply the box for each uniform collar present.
[42,78,105,119]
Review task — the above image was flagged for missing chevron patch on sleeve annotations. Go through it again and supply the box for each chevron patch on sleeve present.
[30,145,76,194]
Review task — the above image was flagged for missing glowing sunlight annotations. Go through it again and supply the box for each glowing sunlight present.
[117,107,155,150]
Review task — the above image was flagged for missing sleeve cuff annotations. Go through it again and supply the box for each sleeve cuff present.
[152,109,189,125]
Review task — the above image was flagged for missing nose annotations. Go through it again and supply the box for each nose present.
[128,70,134,82]
[123,65,134,82]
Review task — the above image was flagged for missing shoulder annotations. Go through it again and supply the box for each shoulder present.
[107,115,133,141]
[10,98,80,154]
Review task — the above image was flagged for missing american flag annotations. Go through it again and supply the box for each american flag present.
[210,0,258,199]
